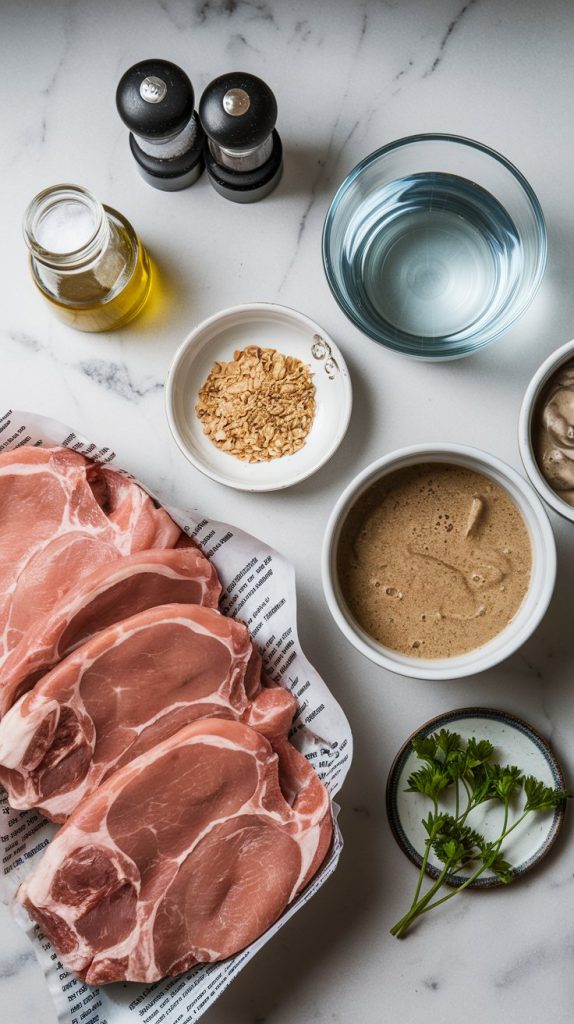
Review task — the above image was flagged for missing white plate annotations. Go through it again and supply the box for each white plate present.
[166,303,352,492]
[386,708,567,887]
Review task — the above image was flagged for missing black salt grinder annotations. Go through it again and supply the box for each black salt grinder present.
[199,72,283,203]
[116,59,205,191]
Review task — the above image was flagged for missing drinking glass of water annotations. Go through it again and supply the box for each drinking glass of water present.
[322,134,546,360]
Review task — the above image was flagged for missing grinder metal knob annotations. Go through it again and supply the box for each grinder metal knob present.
[199,72,283,203]
[116,59,205,191]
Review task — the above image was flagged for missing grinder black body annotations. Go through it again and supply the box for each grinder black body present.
[199,72,282,203]
[116,59,205,191]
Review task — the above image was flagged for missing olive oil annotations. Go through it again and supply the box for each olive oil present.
[24,185,153,332]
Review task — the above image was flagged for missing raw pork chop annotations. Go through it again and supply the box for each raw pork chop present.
[0,605,296,821]
[0,547,221,715]
[18,718,333,983]
[245,677,299,744]
[0,447,180,665]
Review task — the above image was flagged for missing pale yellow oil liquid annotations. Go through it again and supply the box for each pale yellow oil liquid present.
[32,209,153,332]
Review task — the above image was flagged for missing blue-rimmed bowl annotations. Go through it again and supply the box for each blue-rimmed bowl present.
[322,134,547,360]
[386,707,567,887]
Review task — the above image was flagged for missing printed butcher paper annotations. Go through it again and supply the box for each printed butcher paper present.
[0,410,352,1024]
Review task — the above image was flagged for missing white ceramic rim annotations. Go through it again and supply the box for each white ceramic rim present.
[165,302,353,492]
[518,338,574,521]
[321,443,556,680]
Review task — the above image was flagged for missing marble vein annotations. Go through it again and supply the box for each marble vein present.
[0,951,35,980]
[7,331,44,354]
[40,1,75,100]
[199,0,273,23]
[423,0,478,78]
[289,19,312,47]
[548,871,574,889]
[519,653,544,680]
[1,4,75,171]
[36,0,77,152]
[156,0,273,30]
[394,58,414,82]
[225,30,263,55]
[277,6,369,293]
[78,359,163,402]
[6,331,162,408]
[352,804,372,818]
[494,933,574,987]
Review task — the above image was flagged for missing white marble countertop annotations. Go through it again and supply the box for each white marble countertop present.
[2,0,574,1021]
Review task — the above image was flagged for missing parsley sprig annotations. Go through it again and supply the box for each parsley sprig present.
[390,729,571,939]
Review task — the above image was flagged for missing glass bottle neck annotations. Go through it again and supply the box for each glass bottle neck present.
[23,184,110,271]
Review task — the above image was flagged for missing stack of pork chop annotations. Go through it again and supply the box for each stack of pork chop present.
[0,447,332,982]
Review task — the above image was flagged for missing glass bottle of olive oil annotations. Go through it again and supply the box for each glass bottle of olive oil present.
[23,184,152,332]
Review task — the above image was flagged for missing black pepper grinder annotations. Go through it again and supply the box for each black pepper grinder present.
[199,72,282,203]
[116,59,205,191]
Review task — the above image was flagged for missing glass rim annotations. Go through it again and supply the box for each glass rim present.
[321,133,547,358]
[23,183,107,269]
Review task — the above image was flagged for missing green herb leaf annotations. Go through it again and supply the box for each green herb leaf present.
[523,776,573,812]
[421,811,449,839]
[433,729,463,765]
[411,735,439,765]
[445,749,467,782]
[432,817,484,869]
[491,764,524,802]
[406,764,451,801]
[468,761,497,805]
[481,844,514,884]
[464,737,494,769]
[391,730,573,940]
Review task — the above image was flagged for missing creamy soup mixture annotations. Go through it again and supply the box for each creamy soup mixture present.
[337,463,532,659]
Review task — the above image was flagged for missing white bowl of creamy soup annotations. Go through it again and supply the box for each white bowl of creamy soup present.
[322,444,556,680]
[519,339,574,521]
